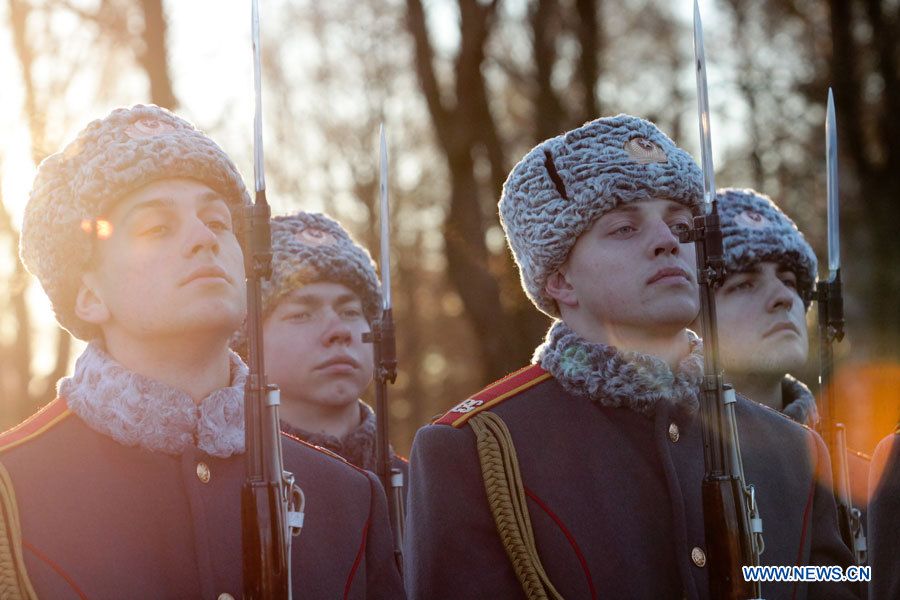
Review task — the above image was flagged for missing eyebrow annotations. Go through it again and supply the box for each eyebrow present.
[118,191,228,224]
[282,291,362,307]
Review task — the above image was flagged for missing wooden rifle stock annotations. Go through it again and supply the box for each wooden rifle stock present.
[703,476,755,599]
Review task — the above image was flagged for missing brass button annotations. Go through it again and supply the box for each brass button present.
[218,594,235,600]
[668,423,680,442]
[691,546,706,567]
[196,462,211,484]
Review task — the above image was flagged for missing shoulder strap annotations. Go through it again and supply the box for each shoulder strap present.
[0,462,38,599]
[469,411,562,600]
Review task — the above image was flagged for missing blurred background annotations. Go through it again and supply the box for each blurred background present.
[0,0,897,456]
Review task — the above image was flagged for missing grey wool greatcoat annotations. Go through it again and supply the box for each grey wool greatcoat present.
[404,322,859,600]
[867,431,900,600]
[0,344,405,600]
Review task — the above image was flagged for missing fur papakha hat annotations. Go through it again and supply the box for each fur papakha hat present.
[231,211,382,354]
[19,104,251,340]
[717,188,818,306]
[499,114,704,317]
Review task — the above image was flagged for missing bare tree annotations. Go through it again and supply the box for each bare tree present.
[1,0,177,427]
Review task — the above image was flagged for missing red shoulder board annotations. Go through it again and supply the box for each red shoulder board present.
[434,364,551,428]
[0,398,73,454]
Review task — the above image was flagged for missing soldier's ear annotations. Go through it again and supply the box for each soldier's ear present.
[545,269,578,308]
[75,272,111,325]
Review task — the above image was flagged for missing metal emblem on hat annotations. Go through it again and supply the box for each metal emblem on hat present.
[624,137,668,164]
[735,210,771,229]
[124,118,177,140]
[295,227,337,247]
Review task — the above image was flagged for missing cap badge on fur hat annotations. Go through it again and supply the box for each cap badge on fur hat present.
[125,118,176,139]
[625,137,668,164]
[735,210,771,229]
[295,227,337,247]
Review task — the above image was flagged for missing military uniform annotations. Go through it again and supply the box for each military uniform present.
[405,322,858,599]
[281,400,410,499]
[866,431,899,600]
[0,344,405,599]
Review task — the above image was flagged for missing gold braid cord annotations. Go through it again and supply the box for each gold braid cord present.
[469,411,563,600]
[0,463,38,600]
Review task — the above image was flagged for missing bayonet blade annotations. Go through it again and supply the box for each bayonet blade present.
[252,0,265,194]
[379,124,392,310]
[826,88,840,274]
[694,0,715,212]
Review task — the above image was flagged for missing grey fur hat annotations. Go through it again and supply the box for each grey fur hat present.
[232,211,381,354]
[499,114,704,317]
[717,188,818,306]
[19,104,251,340]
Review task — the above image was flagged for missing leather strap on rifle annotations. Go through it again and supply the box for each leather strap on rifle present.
[0,463,37,600]
[469,411,563,600]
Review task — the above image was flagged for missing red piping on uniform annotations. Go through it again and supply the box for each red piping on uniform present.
[344,515,371,600]
[791,478,817,600]
[23,539,90,600]
[525,487,597,600]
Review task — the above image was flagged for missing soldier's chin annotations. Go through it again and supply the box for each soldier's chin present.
[646,297,699,330]
[750,345,807,374]
[178,304,244,337]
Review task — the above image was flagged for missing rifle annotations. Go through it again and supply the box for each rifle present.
[242,1,305,596]
[814,88,866,565]
[364,124,405,574]
[682,3,764,598]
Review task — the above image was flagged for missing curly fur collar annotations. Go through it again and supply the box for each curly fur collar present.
[281,401,394,470]
[59,342,247,458]
[534,320,704,417]
[781,374,819,427]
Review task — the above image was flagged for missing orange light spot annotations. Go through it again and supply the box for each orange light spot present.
[80,219,114,240]
[95,220,113,240]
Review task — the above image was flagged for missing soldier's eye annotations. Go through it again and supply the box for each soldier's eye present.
[285,312,312,322]
[670,222,691,236]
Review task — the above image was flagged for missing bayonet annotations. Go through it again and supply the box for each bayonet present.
[694,0,715,208]
[826,89,840,276]
[380,125,392,311]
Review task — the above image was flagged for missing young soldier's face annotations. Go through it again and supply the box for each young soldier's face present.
[77,178,246,340]
[555,199,699,334]
[715,261,809,374]
[263,282,375,410]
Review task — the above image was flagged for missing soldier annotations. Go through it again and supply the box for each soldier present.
[867,430,900,599]
[232,210,407,483]
[404,115,858,599]
[0,105,404,599]
[714,187,870,524]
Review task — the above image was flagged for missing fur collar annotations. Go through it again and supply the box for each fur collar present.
[534,320,704,417]
[781,374,819,428]
[59,341,247,458]
[281,401,390,470]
